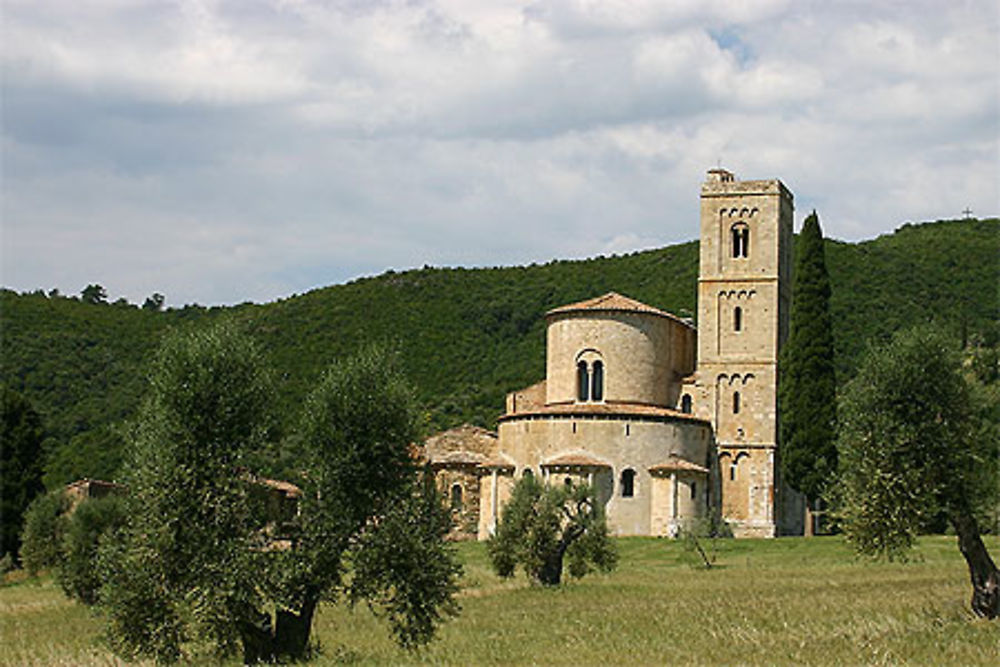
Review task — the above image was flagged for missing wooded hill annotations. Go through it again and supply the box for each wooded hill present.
[2,218,997,488]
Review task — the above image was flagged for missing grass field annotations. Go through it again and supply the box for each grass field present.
[2,535,998,665]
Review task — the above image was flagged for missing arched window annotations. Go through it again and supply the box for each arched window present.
[681,394,692,414]
[564,477,573,487]
[734,306,742,332]
[731,224,749,258]
[733,391,741,414]
[620,468,635,498]
[450,484,463,511]
[591,360,604,401]
[577,361,589,401]
[523,468,533,480]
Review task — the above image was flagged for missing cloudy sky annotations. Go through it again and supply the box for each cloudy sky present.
[2,0,997,307]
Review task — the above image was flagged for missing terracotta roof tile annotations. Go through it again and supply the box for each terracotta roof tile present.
[541,452,611,468]
[499,401,709,423]
[258,477,303,498]
[546,292,690,327]
[478,453,517,470]
[648,456,709,475]
[430,450,487,465]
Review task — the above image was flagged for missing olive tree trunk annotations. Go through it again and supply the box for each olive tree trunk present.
[239,591,320,663]
[950,509,999,619]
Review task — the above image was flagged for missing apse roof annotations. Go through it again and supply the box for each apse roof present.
[546,291,690,326]
[541,452,611,468]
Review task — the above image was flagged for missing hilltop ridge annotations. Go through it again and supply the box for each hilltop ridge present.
[1,217,997,487]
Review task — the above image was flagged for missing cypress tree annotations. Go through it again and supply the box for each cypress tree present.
[780,211,837,520]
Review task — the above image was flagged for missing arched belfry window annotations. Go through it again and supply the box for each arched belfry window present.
[591,360,604,401]
[734,306,743,332]
[681,394,693,414]
[577,361,590,402]
[620,469,636,498]
[450,484,462,511]
[575,353,604,403]
[731,223,749,258]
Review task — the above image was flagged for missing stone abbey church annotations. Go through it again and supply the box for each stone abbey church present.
[424,169,805,539]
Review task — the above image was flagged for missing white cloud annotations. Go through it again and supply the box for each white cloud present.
[1,0,997,306]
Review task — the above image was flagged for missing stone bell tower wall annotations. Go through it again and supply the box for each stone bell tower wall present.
[694,169,795,537]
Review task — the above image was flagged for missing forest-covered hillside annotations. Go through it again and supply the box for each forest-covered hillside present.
[1,218,997,488]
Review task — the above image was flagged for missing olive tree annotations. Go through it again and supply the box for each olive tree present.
[247,345,461,659]
[98,326,461,663]
[488,475,617,586]
[99,322,277,663]
[837,326,998,618]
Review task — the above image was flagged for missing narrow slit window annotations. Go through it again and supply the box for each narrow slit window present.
[734,306,742,332]
[733,391,741,414]
[577,361,589,402]
[691,482,697,500]
[591,360,604,401]
[731,224,749,258]
[450,484,463,511]
[681,394,692,414]
[620,469,635,498]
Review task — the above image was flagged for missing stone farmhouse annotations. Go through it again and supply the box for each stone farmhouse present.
[424,169,806,539]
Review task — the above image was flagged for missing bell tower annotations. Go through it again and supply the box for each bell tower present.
[694,169,795,537]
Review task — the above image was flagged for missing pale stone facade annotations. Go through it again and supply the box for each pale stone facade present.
[425,169,804,538]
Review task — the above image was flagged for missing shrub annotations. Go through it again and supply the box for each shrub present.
[488,476,616,586]
[59,494,127,604]
[19,490,68,575]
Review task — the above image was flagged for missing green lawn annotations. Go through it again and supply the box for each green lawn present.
[2,536,998,665]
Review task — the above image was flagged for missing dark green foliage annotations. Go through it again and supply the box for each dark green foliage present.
[98,333,460,663]
[42,424,125,490]
[837,326,998,617]
[142,293,165,311]
[259,345,461,661]
[488,475,617,586]
[1,386,46,560]
[19,490,68,575]
[99,322,276,663]
[80,284,107,305]
[348,470,462,650]
[0,219,996,489]
[58,495,126,605]
[780,211,837,503]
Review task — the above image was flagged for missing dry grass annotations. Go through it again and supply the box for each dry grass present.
[3,536,998,665]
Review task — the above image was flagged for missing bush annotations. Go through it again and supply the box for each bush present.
[59,494,127,604]
[19,490,68,575]
[488,476,616,586]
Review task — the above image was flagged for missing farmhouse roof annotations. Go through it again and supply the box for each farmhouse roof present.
[430,450,487,465]
[257,477,303,498]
